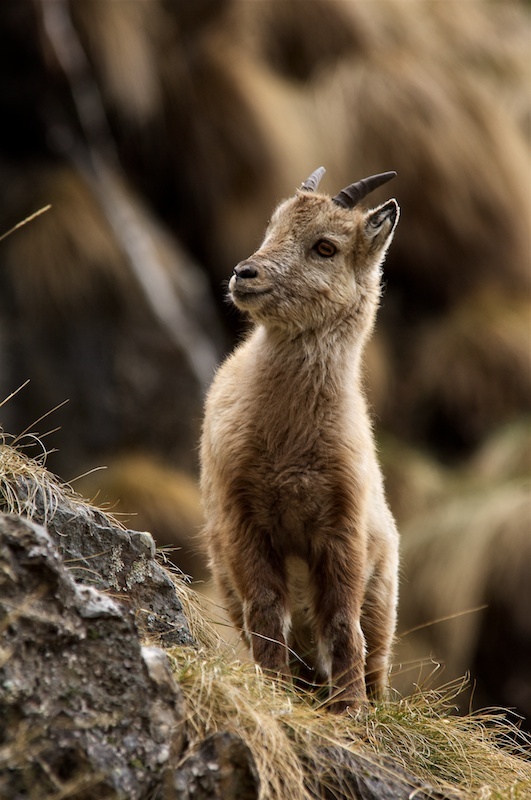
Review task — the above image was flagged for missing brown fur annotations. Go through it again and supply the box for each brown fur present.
[200,177,400,711]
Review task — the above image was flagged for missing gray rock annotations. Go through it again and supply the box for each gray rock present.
[168,732,260,800]
[0,512,186,799]
[310,747,460,800]
[14,478,194,646]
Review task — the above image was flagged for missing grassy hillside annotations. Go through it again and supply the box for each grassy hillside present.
[172,579,531,800]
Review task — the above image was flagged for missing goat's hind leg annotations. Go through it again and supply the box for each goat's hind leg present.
[361,554,398,700]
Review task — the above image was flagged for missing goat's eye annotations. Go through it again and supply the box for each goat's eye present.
[313,239,337,258]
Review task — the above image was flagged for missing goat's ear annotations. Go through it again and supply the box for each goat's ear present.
[364,199,400,246]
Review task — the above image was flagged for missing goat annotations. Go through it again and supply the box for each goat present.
[200,168,400,711]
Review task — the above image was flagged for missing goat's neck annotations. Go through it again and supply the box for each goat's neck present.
[248,323,367,452]
[255,320,367,401]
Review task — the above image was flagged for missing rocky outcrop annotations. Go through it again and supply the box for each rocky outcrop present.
[0,512,186,799]
[168,732,260,800]
[15,481,195,647]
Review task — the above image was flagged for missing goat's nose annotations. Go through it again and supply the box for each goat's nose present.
[233,261,258,280]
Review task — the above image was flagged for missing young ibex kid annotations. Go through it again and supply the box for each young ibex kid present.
[200,168,400,711]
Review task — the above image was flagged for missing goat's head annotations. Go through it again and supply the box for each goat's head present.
[228,168,399,332]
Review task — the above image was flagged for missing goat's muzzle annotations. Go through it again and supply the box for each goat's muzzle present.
[232,261,259,280]
[229,260,271,304]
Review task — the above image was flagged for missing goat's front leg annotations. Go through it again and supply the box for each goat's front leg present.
[234,537,290,677]
[244,588,290,678]
[311,537,368,713]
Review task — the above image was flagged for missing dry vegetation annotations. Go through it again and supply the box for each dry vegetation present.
[169,581,531,800]
[0,411,72,524]
[0,388,122,528]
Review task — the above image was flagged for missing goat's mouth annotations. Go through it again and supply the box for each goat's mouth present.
[230,285,273,302]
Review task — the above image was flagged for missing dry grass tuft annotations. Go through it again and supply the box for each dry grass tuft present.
[169,583,531,800]
[0,430,70,525]
[0,395,123,529]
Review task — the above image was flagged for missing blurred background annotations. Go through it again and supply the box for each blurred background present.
[0,0,529,727]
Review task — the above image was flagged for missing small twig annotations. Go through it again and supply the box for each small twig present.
[0,380,31,409]
[0,205,51,243]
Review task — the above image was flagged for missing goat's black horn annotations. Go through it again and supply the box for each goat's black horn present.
[332,171,397,209]
[300,166,326,192]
